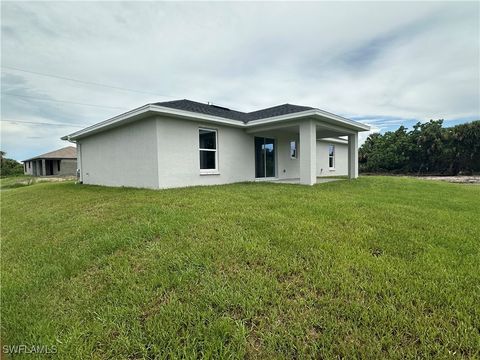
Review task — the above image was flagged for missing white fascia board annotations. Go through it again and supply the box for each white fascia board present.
[61,105,370,141]
[62,105,246,141]
[313,109,370,131]
[245,110,315,127]
[246,109,370,131]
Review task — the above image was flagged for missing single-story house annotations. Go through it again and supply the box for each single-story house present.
[23,146,77,176]
[62,100,370,189]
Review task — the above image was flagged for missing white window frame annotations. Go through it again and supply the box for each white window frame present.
[289,140,297,159]
[328,144,335,170]
[199,127,218,174]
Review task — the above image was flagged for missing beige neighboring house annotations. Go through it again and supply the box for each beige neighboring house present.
[23,146,77,177]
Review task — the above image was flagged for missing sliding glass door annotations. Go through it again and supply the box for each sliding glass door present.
[255,137,276,178]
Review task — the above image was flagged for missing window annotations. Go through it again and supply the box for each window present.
[290,141,297,159]
[57,160,61,172]
[28,162,31,169]
[328,144,335,169]
[199,128,217,173]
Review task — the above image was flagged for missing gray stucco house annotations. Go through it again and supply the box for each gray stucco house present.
[23,146,77,177]
[62,100,369,189]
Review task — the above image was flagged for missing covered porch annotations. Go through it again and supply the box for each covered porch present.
[246,115,367,185]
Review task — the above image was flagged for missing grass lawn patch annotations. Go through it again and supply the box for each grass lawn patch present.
[1,177,479,359]
[0,176,36,190]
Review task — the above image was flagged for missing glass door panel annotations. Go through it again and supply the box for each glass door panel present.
[255,137,276,178]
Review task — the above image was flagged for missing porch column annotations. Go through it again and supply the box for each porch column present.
[299,120,317,185]
[348,133,359,179]
[41,159,46,176]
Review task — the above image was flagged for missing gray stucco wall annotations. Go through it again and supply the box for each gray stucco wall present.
[257,130,300,180]
[257,132,349,179]
[155,117,254,188]
[317,141,348,176]
[78,118,159,188]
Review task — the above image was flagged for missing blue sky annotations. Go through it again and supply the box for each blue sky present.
[1,1,479,161]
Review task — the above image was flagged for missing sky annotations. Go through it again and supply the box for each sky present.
[1,1,479,161]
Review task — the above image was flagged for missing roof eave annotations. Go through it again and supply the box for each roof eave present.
[62,105,370,141]
[63,104,247,141]
[246,109,370,131]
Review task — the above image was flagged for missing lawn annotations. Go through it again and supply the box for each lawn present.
[1,177,479,359]
[0,175,36,190]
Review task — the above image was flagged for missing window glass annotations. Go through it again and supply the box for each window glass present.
[200,151,216,170]
[290,141,297,159]
[199,129,216,149]
[328,144,335,168]
[199,128,217,171]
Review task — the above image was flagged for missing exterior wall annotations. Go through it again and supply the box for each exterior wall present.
[155,117,254,188]
[23,160,42,176]
[249,133,349,180]
[316,141,348,176]
[75,115,353,189]
[54,159,77,176]
[24,161,33,175]
[23,159,77,176]
[78,118,159,188]
[257,130,300,180]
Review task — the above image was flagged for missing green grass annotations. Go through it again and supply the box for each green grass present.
[0,175,36,190]
[1,177,479,359]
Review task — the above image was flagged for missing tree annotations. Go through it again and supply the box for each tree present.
[359,120,480,175]
[0,151,24,177]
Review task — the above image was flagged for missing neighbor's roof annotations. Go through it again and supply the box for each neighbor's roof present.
[23,146,77,162]
[62,99,370,140]
[153,100,314,123]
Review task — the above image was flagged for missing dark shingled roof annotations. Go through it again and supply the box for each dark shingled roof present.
[152,99,314,123]
[23,146,77,162]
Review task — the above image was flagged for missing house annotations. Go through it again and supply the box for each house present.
[61,100,370,189]
[23,146,77,177]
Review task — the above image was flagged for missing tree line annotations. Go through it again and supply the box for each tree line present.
[359,120,480,175]
[0,151,24,177]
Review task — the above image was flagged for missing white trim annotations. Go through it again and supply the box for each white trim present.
[199,127,218,174]
[246,109,370,130]
[62,104,370,141]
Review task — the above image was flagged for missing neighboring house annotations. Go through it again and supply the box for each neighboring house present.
[62,100,369,189]
[23,146,77,176]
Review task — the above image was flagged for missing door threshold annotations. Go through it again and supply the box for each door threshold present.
[254,177,279,182]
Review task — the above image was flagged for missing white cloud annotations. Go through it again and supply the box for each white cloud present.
[1,1,478,159]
